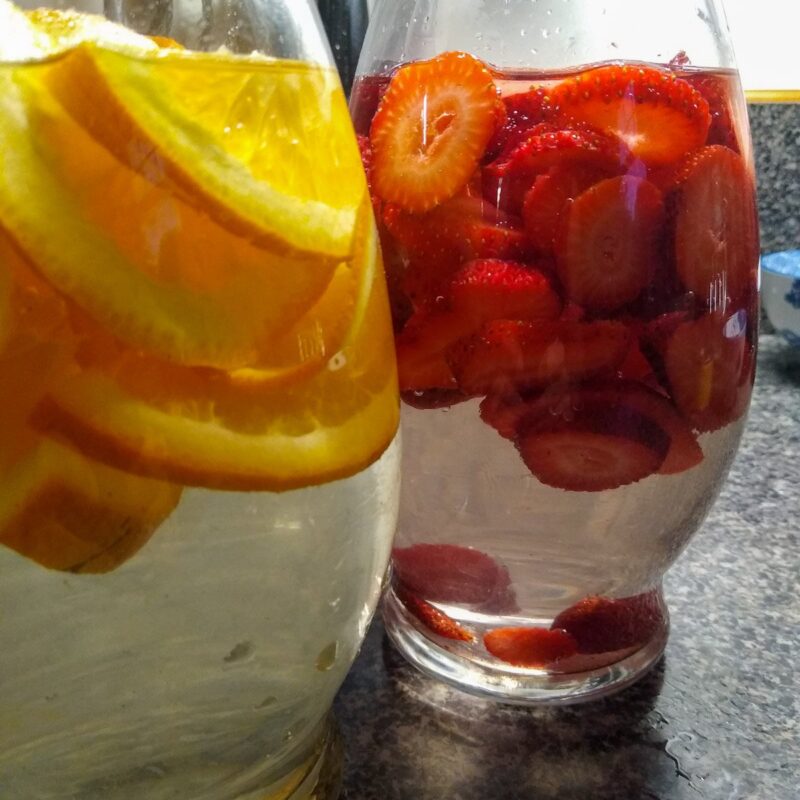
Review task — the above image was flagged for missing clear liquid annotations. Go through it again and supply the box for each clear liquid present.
[397,403,742,628]
[0,437,399,800]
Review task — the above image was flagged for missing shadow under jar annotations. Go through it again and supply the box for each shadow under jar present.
[0,1,399,797]
[351,0,759,704]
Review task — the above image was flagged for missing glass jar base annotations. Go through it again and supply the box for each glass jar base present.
[241,718,343,800]
[383,589,669,706]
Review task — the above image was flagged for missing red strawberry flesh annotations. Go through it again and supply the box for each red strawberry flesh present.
[392,543,513,606]
[548,64,711,166]
[370,51,501,212]
[670,145,759,306]
[587,381,703,475]
[484,626,577,667]
[552,591,666,654]
[484,87,554,161]
[557,175,665,312]
[516,401,669,491]
[479,391,537,440]
[394,310,470,391]
[396,586,475,642]
[491,125,630,179]
[522,163,611,253]
[447,319,632,396]
[383,195,531,310]
[664,311,750,433]
[686,74,741,151]
[449,259,562,325]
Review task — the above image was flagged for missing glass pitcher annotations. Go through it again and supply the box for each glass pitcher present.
[351,0,758,704]
[0,0,399,796]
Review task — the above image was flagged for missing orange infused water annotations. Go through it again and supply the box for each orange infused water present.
[0,6,399,798]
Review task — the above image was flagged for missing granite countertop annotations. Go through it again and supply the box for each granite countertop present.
[333,335,800,800]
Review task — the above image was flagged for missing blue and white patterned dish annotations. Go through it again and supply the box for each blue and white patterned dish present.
[762,251,800,348]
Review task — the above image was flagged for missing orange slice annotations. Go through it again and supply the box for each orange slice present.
[0,232,11,348]
[0,243,181,573]
[0,436,181,574]
[0,0,50,61]
[44,43,363,260]
[0,228,76,470]
[32,204,400,491]
[24,7,159,55]
[0,70,337,368]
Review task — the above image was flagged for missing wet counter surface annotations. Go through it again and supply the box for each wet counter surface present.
[334,335,800,800]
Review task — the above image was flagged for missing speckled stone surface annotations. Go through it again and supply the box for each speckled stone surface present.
[750,104,800,254]
[333,335,800,800]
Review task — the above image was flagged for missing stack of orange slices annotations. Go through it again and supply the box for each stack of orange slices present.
[0,2,398,572]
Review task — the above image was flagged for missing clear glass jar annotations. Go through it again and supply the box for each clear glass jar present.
[0,1,399,796]
[352,0,758,704]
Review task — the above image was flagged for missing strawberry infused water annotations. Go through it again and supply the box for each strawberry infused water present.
[350,53,759,701]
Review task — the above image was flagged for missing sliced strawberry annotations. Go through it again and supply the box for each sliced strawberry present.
[401,256,463,311]
[480,392,532,440]
[669,146,759,306]
[552,591,665,654]
[392,543,513,606]
[482,123,628,215]
[633,309,694,390]
[664,311,750,433]
[516,399,669,491]
[479,391,537,440]
[484,380,699,475]
[396,586,475,642]
[480,166,538,216]
[617,340,660,386]
[504,87,554,122]
[559,302,586,323]
[483,87,553,162]
[585,381,703,475]
[522,163,611,253]
[483,95,510,161]
[483,626,578,667]
[557,176,665,312]
[447,320,631,396]
[639,309,693,356]
[384,196,531,309]
[686,74,740,152]
[370,51,500,212]
[548,64,710,166]
[380,246,414,332]
[395,310,472,391]
[494,125,629,178]
[460,218,531,263]
[449,260,562,325]
[549,647,642,673]
[382,203,464,308]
